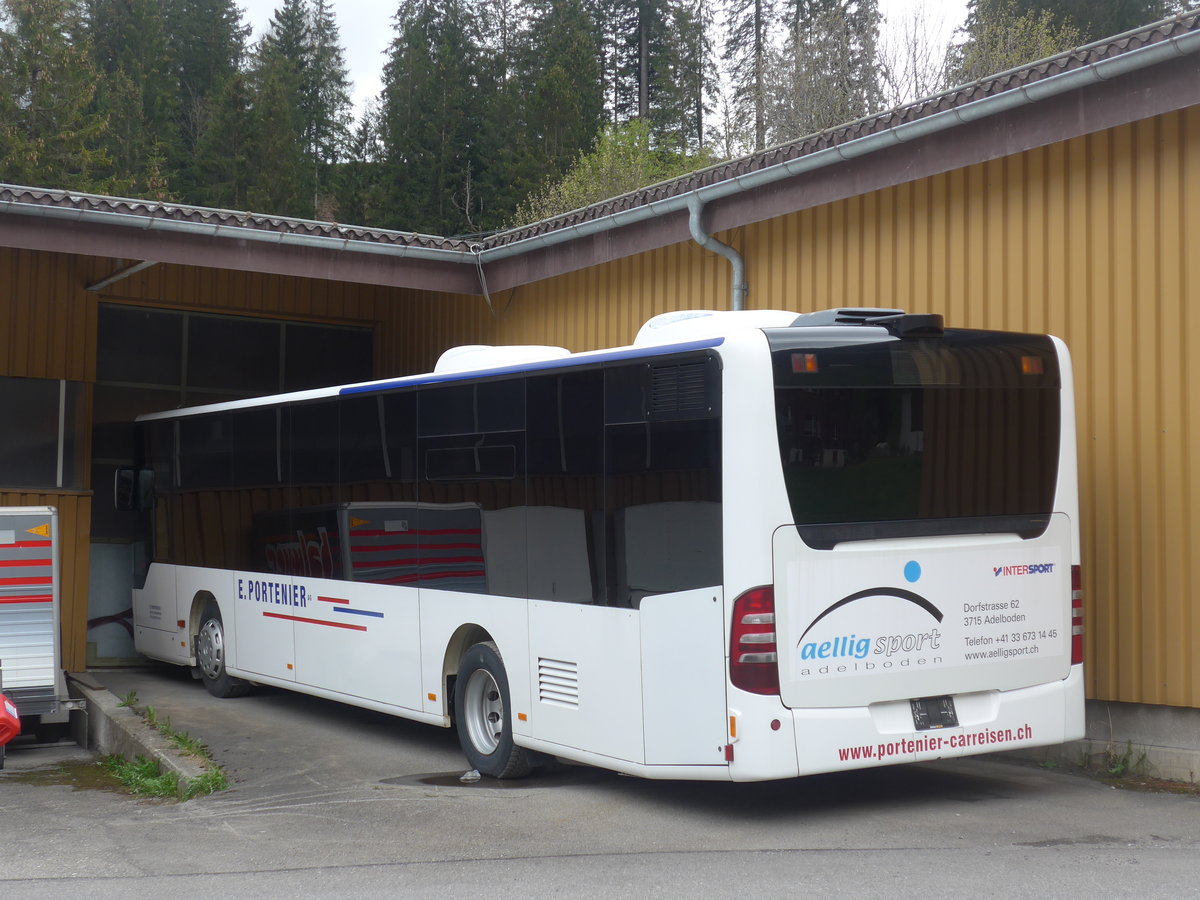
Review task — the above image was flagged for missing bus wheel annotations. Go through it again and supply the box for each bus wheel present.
[455,641,531,778]
[196,600,249,698]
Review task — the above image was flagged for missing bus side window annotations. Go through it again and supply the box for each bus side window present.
[604,358,722,607]
[340,395,392,491]
[177,413,234,489]
[381,391,417,485]
[526,369,605,604]
[287,400,340,491]
[418,380,527,597]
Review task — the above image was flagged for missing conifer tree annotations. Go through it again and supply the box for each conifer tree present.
[592,0,713,149]
[468,0,526,227]
[84,0,177,195]
[308,0,353,215]
[656,0,716,151]
[518,0,604,174]
[722,0,775,150]
[767,0,883,144]
[334,98,387,225]
[0,0,110,190]
[250,0,312,216]
[248,57,308,215]
[164,0,250,201]
[246,0,353,217]
[381,0,487,234]
[589,0,621,124]
[627,0,670,122]
[190,70,254,208]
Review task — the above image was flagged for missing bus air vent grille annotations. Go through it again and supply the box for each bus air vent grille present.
[538,657,580,708]
[650,363,707,415]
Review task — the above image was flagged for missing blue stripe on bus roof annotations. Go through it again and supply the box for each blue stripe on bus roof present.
[338,337,725,396]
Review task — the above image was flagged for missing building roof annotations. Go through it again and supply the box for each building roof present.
[0,185,475,253]
[1,9,1198,294]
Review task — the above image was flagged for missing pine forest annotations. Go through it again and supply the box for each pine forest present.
[0,0,1182,236]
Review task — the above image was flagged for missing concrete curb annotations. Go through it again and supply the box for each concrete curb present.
[998,740,1199,784]
[67,672,211,796]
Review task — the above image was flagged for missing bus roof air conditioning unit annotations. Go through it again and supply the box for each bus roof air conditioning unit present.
[791,308,944,338]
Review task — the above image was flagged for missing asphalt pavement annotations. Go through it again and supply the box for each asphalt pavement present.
[1,665,1197,898]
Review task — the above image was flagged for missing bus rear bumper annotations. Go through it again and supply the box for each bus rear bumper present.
[791,665,1086,775]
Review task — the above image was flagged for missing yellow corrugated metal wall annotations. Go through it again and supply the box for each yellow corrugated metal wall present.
[410,107,1199,709]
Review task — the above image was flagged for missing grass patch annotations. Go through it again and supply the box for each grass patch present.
[103,703,230,800]
[1103,740,1149,778]
[100,752,229,800]
[102,754,180,797]
[144,705,211,760]
[183,767,230,797]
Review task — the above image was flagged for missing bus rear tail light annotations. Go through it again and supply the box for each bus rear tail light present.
[1071,565,1083,665]
[730,586,780,695]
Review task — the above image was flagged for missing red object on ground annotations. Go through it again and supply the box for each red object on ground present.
[0,696,20,746]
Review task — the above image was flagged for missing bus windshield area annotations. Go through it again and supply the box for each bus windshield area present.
[768,330,1062,548]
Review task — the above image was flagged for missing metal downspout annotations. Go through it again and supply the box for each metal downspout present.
[687,195,746,311]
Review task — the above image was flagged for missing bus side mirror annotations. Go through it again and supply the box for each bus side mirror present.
[114,467,155,511]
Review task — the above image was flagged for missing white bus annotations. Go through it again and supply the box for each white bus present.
[123,308,1084,780]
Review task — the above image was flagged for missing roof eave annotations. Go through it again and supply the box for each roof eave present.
[0,196,484,294]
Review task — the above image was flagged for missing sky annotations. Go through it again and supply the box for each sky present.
[237,0,970,120]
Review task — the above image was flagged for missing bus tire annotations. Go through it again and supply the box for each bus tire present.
[196,600,249,698]
[455,641,531,779]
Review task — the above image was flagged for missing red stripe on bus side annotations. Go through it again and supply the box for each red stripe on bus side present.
[350,542,480,553]
[375,569,486,585]
[0,595,52,604]
[352,555,483,569]
[0,576,53,586]
[0,558,52,568]
[350,529,481,537]
[262,612,367,632]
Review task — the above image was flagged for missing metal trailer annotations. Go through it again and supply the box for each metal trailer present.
[0,507,73,760]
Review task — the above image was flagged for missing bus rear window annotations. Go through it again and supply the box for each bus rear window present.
[769,330,1061,548]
